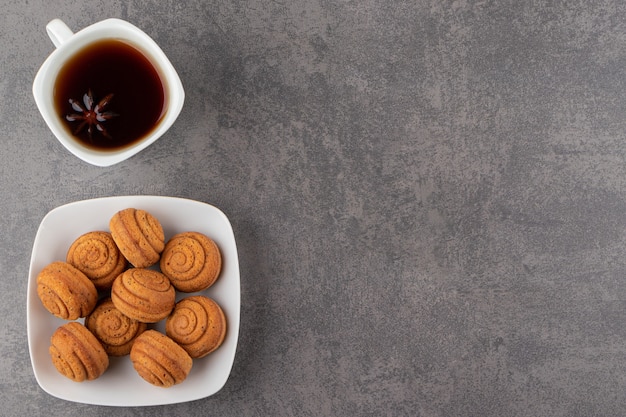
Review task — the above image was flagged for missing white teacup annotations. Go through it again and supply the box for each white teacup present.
[33,18,185,167]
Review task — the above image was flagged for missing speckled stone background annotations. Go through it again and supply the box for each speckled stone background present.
[3,1,626,416]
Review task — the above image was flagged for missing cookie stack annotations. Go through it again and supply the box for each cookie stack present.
[36,208,227,387]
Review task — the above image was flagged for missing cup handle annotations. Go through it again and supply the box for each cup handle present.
[46,19,74,48]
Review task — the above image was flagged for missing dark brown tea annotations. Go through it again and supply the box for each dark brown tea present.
[54,39,166,151]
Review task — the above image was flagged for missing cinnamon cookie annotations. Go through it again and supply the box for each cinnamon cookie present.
[49,322,109,382]
[109,208,165,268]
[36,261,98,320]
[111,268,175,323]
[66,231,127,290]
[160,232,222,292]
[130,330,192,387]
[166,296,227,358]
[85,297,147,356]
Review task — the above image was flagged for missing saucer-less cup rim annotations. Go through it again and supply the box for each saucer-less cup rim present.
[33,18,184,167]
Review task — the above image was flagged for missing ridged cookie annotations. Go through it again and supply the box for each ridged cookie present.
[130,330,192,387]
[85,297,147,356]
[160,232,222,292]
[66,231,127,290]
[111,268,175,323]
[166,296,227,358]
[109,208,165,268]
[49,322,109,382]
[36,261,98,320]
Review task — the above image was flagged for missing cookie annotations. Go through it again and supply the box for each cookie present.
[159,232,222,292]
[166,296,227,358]
[130,330,192,387]
[111,268,175,323]
[36,261,98,320]
[49,322,109,382]
[66,231,127,290]
[85,297,147,356]
[109,208,165,268]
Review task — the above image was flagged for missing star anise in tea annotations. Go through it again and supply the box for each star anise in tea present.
[66,90,118,139]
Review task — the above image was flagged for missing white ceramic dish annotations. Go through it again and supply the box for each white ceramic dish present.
[33,19,185,167]
[27,196,240,406]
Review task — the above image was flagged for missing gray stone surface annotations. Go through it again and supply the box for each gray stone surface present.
[3,1,626,415]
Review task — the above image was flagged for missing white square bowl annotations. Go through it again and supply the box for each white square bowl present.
[27,196,240,406]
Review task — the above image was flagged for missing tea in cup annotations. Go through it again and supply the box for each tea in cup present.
[33,18,185,167]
